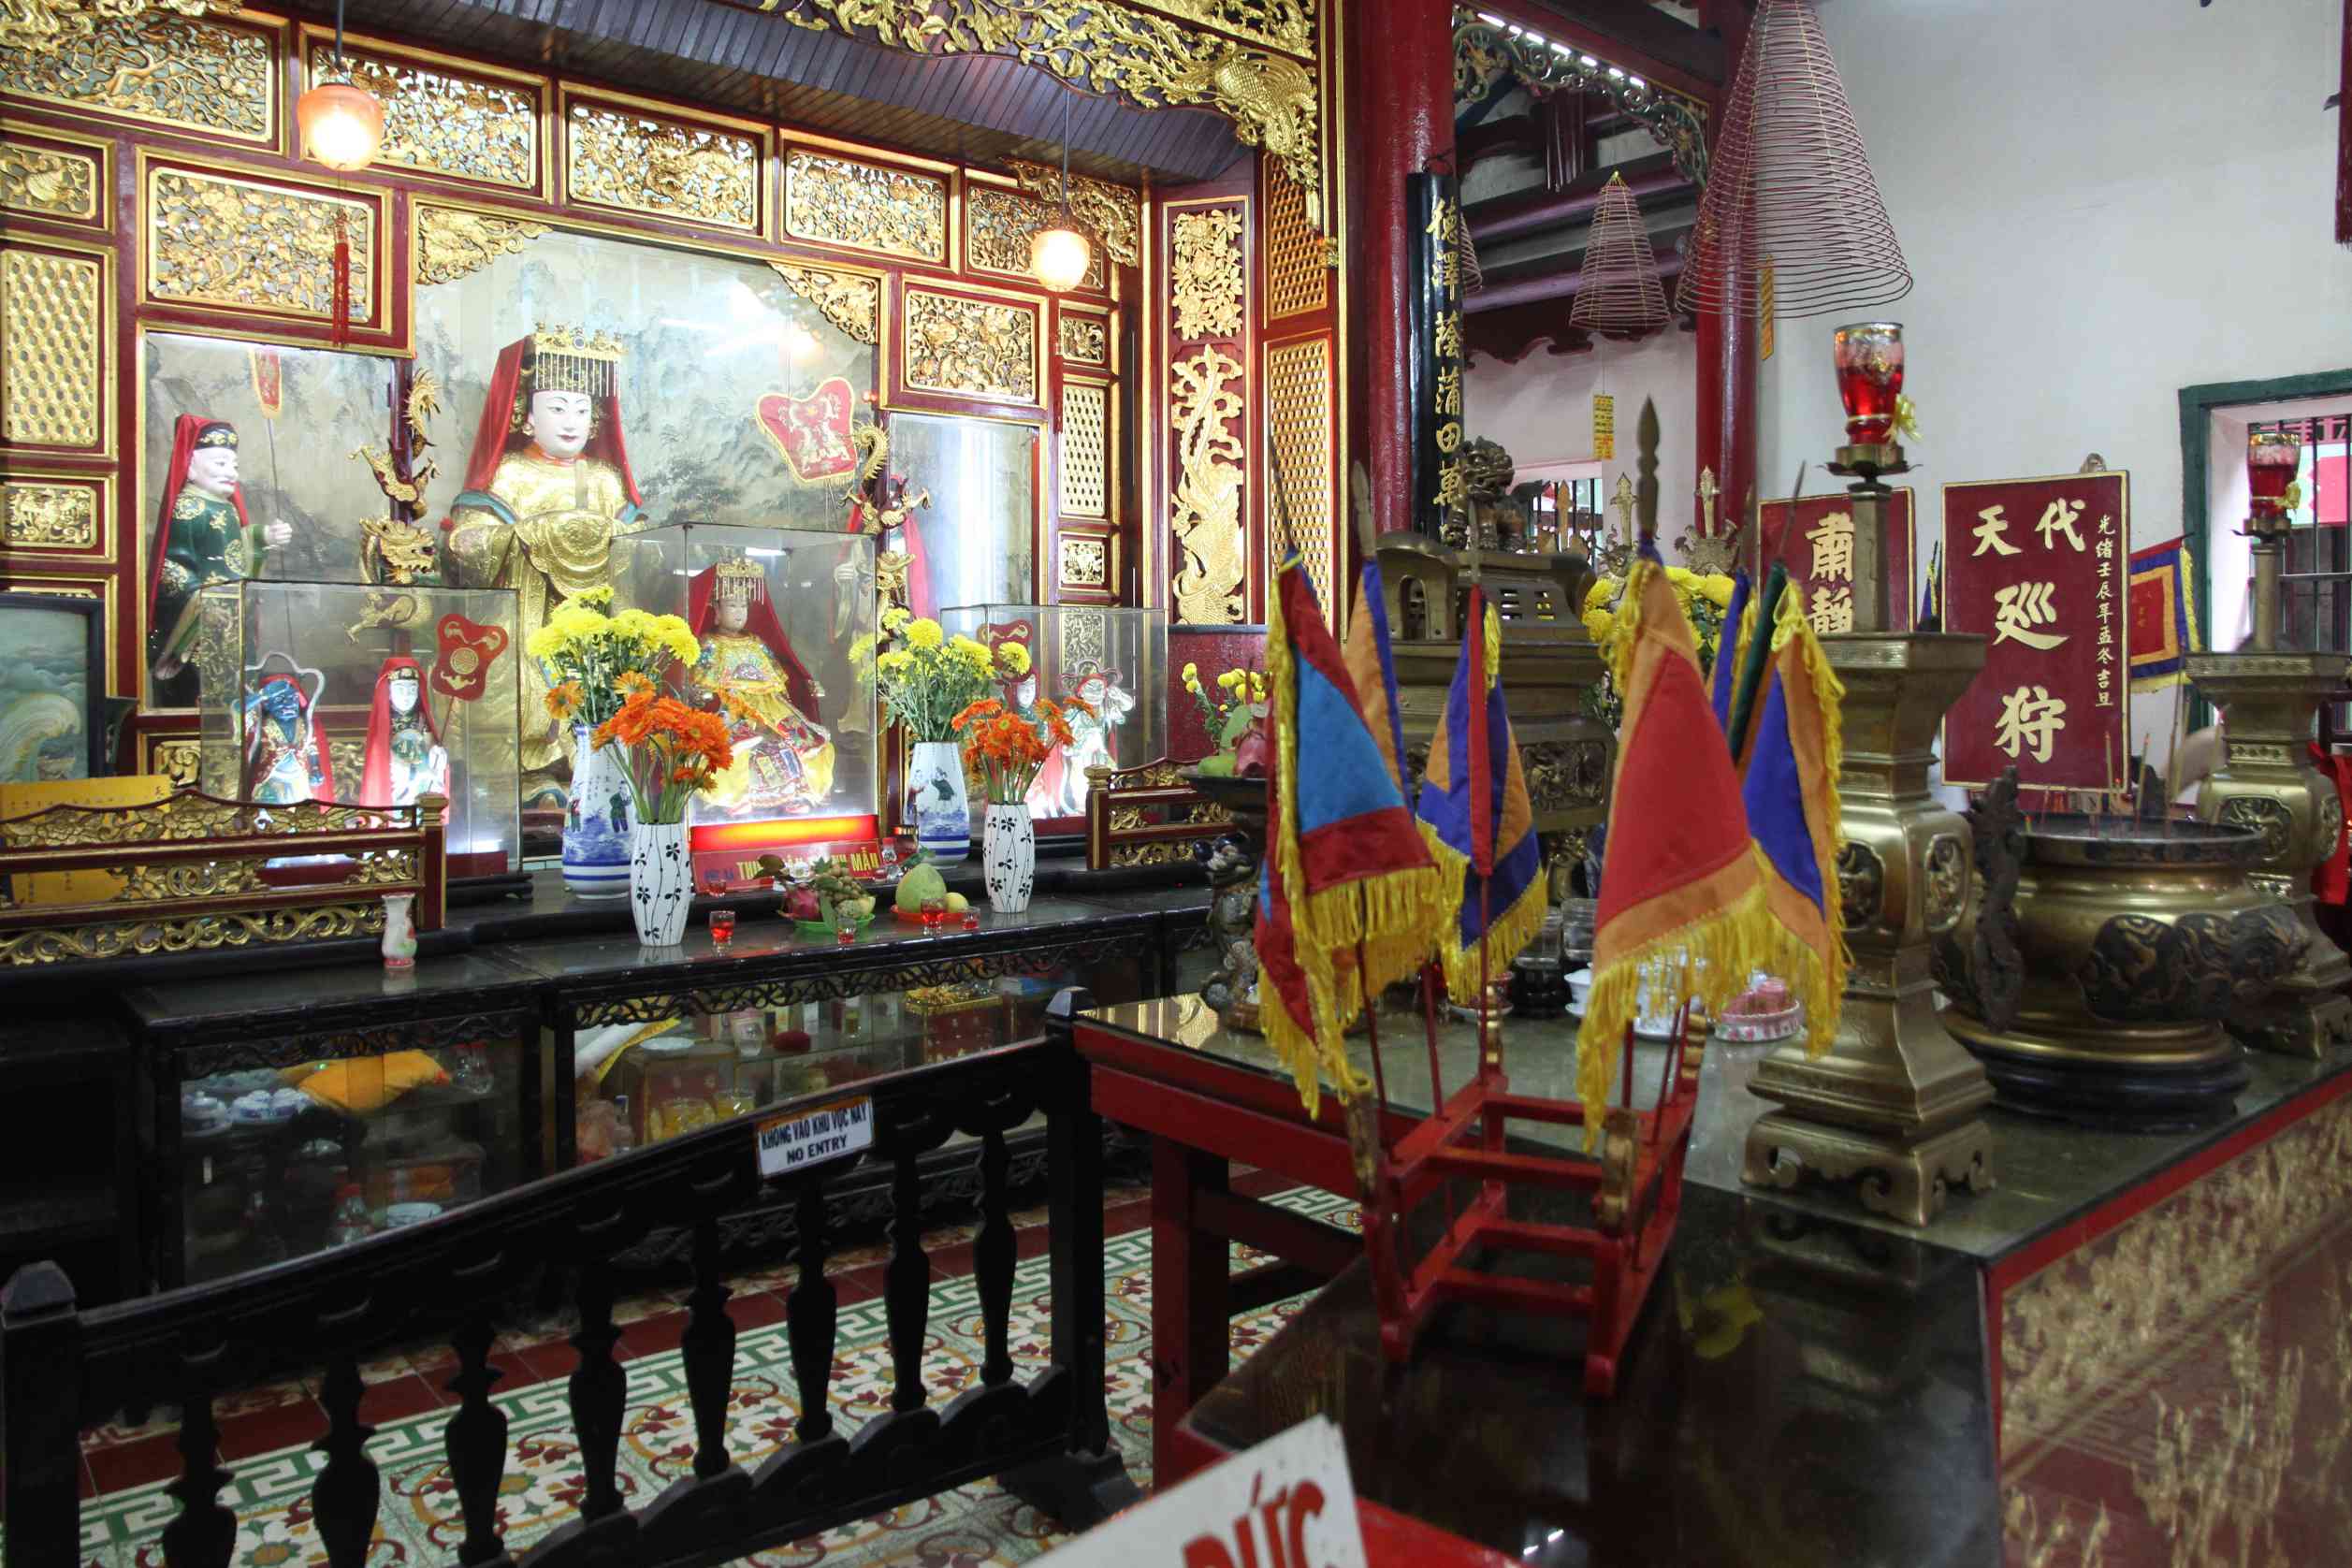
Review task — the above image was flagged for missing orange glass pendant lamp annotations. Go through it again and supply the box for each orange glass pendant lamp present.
[297,1,384,173]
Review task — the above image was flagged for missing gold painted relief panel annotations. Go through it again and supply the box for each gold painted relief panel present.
[1003,159,1141,268]
[966,184,1107,291]
[304,36,543,191]
[145,167,379,325]
[2,472,110,557]
[1266,336,1333,605]
[0,243,107,452]
[1169,343,1245,624]
[0,8,277,146]
[1060,533,1110,590]
[1171,204,1245,341]
[903,288,1038,405]
[1263,154,1328,319]
[0,126,101,224]
[1059,310,1110,369]
[783,149,947,263]
[564,95,763,234]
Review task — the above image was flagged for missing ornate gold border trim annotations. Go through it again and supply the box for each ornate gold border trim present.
[0,5,286,153]
[899,282,1043,408]
[782,143,951,266]
[138,153,391,332]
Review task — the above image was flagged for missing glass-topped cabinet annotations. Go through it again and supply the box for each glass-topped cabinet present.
[127,953,540,1288]
[620,524,878,854]
[936,605,1166,821]
[192,580,522,878]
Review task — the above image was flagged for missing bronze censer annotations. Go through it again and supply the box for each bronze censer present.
[1942,816,2307,1129]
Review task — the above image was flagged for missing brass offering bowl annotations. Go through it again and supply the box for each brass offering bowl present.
[1943,815,2306,1129]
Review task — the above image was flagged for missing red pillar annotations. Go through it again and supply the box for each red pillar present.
[1343,0,1455,544]
[1694,0,1756,530]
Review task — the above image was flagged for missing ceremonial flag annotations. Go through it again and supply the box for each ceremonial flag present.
[2127,537,2200,692]
[1256,554,1446,1114]
[1723,563,1792,769]
[1343,557,1410,794]
[1738,585,1848,1053]
[1577,547,1775,1121]
[1918,542,1944,633]
[1708,567,1753,736]
[1416,589,1547,1003]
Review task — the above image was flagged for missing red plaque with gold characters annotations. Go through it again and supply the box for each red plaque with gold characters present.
[1758,489,1916,635]
[1940,472,2130,791]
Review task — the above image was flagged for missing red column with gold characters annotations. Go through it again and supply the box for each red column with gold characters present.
[1343,0,1455,540]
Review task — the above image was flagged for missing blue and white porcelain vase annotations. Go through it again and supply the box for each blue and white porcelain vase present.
[629,820,693,948]
[983,803,1034,914]
[563,723,632,899]
[907,740,971,866]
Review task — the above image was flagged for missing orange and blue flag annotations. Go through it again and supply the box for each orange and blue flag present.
[1577,547,1775,1122]
[1256,553,1445,1114]
[1343,557,1410,794]
[1738,585,1848,1053]
[1415,588,1547,1002]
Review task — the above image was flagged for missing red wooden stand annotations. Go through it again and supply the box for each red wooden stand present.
[1355,1001,1703,1396]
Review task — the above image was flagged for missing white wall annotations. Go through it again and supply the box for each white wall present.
[1466,328,1698,517]
[1761,0,2352,774]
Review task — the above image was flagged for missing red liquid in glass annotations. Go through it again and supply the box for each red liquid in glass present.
[1837,360,1904,443]
[2248,443,2300,515]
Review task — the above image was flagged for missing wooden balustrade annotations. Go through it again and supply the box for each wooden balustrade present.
[0,993,1135,1567]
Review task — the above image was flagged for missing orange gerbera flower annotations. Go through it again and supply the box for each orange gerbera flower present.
[544,680,585,723]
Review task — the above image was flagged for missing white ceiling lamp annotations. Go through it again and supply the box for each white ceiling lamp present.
[1031,95,1094,294]
[296,0,384,172]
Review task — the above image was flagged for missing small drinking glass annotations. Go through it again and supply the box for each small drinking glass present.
[708,907,737,947]
[921,896,948,932]
[835,916,857,947]
[961,910,980,931]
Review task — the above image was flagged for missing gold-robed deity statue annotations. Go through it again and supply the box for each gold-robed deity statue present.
[687,554,836,820]
[443,327,640,806]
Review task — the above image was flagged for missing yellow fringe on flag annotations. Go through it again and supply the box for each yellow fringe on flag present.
[1764,586,1849,1057]
[1257,582,1448,1118]
[1420,822,1552,1004]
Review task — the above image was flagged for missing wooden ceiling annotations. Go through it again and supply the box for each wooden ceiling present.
[316,0,1248,184]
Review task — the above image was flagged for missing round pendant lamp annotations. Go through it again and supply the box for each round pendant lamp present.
[1031,96,1094,293]
[298,0,384,173]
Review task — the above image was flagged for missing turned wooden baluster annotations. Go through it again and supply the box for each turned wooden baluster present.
[159,1376,236,1568]
[884,1144,931,1414]
[974,1125,1016,1388]
[680,1214,737,1480]
[310,1356,380,1568]
[443,1314,510,1565]
[569,1262,628,1521]
[787,1178,837,1445]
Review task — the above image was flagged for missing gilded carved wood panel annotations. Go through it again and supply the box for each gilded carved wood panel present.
[966,183,1107,292]
[1058,380,1110,519]
[0,7,277,146]
[0,124,104,225]
[0,242,108,453]
[304,34,544,193]
[903,287,1038,405]
[563,94,764,234]
[1264,335,1332,605]
[144,167,380,325]
[783,149,947,264]
[1,472,111,559]
[1059,310,1111,369]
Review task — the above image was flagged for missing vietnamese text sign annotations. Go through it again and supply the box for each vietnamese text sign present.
[756,1096,873,1178]
[1758,489,1916,635]
[1941,471,2130,791]
[1038,1416,1369,1568]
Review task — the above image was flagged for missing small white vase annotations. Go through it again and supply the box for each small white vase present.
[380,893,417,970]
[564,724,633,899]
[908,740,971,866]
[983,803,1034,914]
[629,820,693,948]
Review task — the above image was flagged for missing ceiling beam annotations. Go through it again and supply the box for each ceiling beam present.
[1465,152,1691,246]
[1467,0,1726,101]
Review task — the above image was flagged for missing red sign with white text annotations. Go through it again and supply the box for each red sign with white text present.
[1941,472,2130,791]
[1758,488,1916,635]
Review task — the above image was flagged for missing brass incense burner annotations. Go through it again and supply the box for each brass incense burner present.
[2183,500,2352,1057]
[1943,816,2305,1127]
[1744,442,1998,1227]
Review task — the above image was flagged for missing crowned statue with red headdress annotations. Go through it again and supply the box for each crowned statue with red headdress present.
[148,415,291,690]
[688,554,835,820]
[358,656,450,808]
[443,326,641,805]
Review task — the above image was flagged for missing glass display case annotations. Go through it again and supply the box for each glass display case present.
[884,413,1040,615]
[620,524,878,864]
[193,580,522,877]
[937,604,1166,820]
[127,952,541,1288]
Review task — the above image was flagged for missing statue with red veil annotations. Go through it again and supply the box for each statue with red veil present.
[442,327,640,804]
[357,656,450,807]
[687,555,835,820]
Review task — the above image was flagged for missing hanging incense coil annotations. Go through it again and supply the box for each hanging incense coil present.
[1569,171,1670,335]
[1676,0,1911,320]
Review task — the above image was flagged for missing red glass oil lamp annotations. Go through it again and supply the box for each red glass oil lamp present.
[1833,322,1905,445]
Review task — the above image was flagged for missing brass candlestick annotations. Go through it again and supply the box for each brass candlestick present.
[1744,441,1996,1226]
[2185,505,2352,1057]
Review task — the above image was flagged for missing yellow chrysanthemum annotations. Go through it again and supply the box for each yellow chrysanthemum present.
[525,623,563,661]
[1699,574,1736,609]
[1582,609,1616,646]
[1181,661,1198,683]
[1584,577,1622,614]
[878,648,914,675]
[573,586,615,608]
[881,605,911,632]
[906,618,943,651]
[1216,670,1241,692]
[847,633,876,665]
[996,640,1033,675]
[949,634,993,672]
